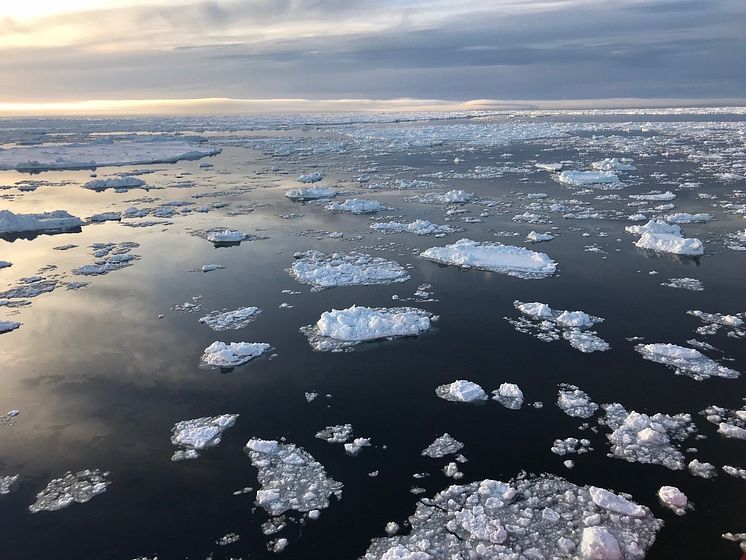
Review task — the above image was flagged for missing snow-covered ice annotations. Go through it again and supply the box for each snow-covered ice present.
[29,469,110,513]
[83,177,146,190]
[435,380,488,403]
[371,219,456,236]
[636,343,739,380]
[315,424,353,444]
[557,384,599,418]
[422,433,464,458]
[0,210,83,235]
[657,486,689,515]
[526,231,555,243]
[201,341,271,368]
[325,199,383,214]
[592,158,637,172]
[634,232,704,256]
[289,250,410,289]
[660,278,704,291]
[199,307,262,331]
[171,414,239,461]
[492,383,524,410]
[557,170,621,187]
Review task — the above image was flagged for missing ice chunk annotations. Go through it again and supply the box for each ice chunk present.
[326,199,383,214]
[297,171,324,183]
[285,187,337,200]
[199,307,261,331]
[625,219,681,236]
[83,177,146,190]
[344,437,371,456]
[629,191,676,201]
[636,343,739,380]
[435,380,488,403]
[580,526,622,559]
[0,474,19,494]
[201,341,271,368]
[688,459,717,479]
[87,212,122,223]
[557,170,621,187]
[592,158,637,172]
[315,424,353,444]
[492,383,524,410]
[634,232,704,256]
[421,238,556,279]
[657,486,689,515]
[29,469,110,513]
[302,305,435,351]
[245,439,342,517]
[557,384,599,418]
[371,220,456,236]
[526,231,555,242]
[665,212,713,224]
[0,210,83,235]
[421,433,464,458]
[289,251,409,289]
[205,229,249,244]
[170,414,238,461]
[535,162,563,171]
[589,487,646,517]
[660,278,704,291]
[0,321,21,334]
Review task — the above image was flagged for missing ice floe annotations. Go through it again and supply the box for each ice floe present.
[688,459,717,479]
[325,198,383,214]
[629,191,676,202]
[635,343,739,380]
[285,187,337,201]
[665,212,713,224]
[29,469,110,513]
[526,231,555,243]
[0,210,83,235]
[73,242,140,276]
[551,437,593,456]
[199,307,262,330]
[625,219,681,236]
[557,170,621,187]
[557,384,599,418]
[592,158,637,172]
[657,486,689,515]
[0,474,19,494]
[422,433,464,458]
[0,321,21,334]
[83,177,146,190]
[244,438,343,517]
[363,473,662,560]
[315,424,354,444]
[170,414,239,461]
[205,229,250,245]
[420,238,556,279]
[289,250,410,290]
[297,171,324,183]
[492,383,524,410]
[701,404,746,440]
[435,380,488,403]
[634,232,704,256]
[660,278,704,291]
[687,310,745,338]
[301,305,435,351]
[200,341,271,368]
[371,219,456,236]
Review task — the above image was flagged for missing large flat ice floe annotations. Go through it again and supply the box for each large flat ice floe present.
[285,187,337,201]
[29,469,110,513]
[199,307,262,331]
[371,219,456,236]
[0,210,83,235]
[363,473,662,560]
[601,403,695,470]
[201,341,271,368]
[635,343,739,380]
[83,177,146,191]
[171,414,239,461]
[420,238,557,279]
[507,301,609,353]
[0,141,219,171]
[244,438,343,517]
[289,251,410,290]
[301,305,436,351]
[325,199,383,214]
[626,219,703,256]
[557,170,621,187]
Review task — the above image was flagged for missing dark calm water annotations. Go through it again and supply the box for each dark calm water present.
[0,113,745,559]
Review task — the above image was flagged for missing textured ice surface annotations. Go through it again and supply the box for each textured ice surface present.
[701,404,746,440]
[315,424,353,444]
[170,414,239,461]
[344,437,371,456]
[687,310,745,338]
[285,187,337,200]
[199,307,261,331]
[507,301,609,353]
[421,239,556,279]
[245,438,343,517]
[436,380,488,403]
[492,383,525,410]
[0,210,83,235]
[0,474,19,494]
[635,343,739,380]
[592,158,637,171]
[302,305,435,351]
[601,403,695,470]
[296,171,324,183]
[29,469,110,513]
[665,212,713,224]
[201,341,271,368]
[422,433,464,458]
[657,486,689,515]
[688,459,717,479]
[87,212,121,223]
[625,219,682,236]
[73,242,140,276]
[371,219,456,236]
[551,437,593,456]
[629,191,676,201]
[416,189,473,204]
[325,199,383,214]
[660,278,704,291]
[0,141,219,171]
[0,320,21,334]
[557,170,621,187]
[363,474,661,560]
[289,251,409,290]
[557,384,599,418]
[634,232,704,256]
[206,229,249,244]
[526,231,555,242]
[84,177,146,190]
[723,466,746,480]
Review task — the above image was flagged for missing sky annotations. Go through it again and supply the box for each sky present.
[1,0,745,113]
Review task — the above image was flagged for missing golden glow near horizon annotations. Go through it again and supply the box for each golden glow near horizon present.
[0,0,179,20]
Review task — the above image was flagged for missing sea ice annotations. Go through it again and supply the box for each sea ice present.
[170,414,239,461]
[199,307,262,331]
[371,220,456,236]
[688,459,717,479]
[0,474,19,494]
[285,187,337,201]
[0,321,21,334]
[634,232,704,256]
[492,383,524,410]
[660,278,704,291]
[205,229,249,244]
[201,341,271,368]
[629,191,676,202]
[421,238,556,279]
[592,158,637,172]
[557,170,621,187]
[297,172,324,183]
[665,213,713,224]
[325,199,383,214]
[657,486,689,515]
[421,433,464,458]
[83,177,146,190]
[435,380,488,403]
[625,219,681,236]
[687,310,745,338]
[701,404,746,440]
[302,306,435,351]
[635,343,739,380]
[29,469,110,513]
[557,384,599,418]
[289,250,409,289]
[526,231,555,242]
[315,424,353,444]
[0,210,83,235]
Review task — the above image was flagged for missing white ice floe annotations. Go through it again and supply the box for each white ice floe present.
[492,383,524,410]
[199,307,261,331]
[0,210,83,235]
[601,403,695,470]
[325,199,383,214]
[83,177,146,190]
[420,238,556,279]
[629,191,676,202]
[625,219,681,236]
[635,343,739,380]
[344,437,371,456]
[297,171,324,183]
[723,465,746,480]
[526,231,555,243]
[660,278,704,291]
[73,242,139,276]
[371,219,456,236]
[422,433,464,458]
[362,474,662,560]
[206,229,249,244]
[557,170,621,187]
[657,486,689,515]
[170,414,239,461]
[688,459,717,479]
[289,250,410,290]
[29,469,110,513]
[436,380,488,403]
[557,384,599,418]
[301,305,435,351]
[285,187,337,201]
[551,437,592,456]
[634,232,704,256]
[87,212,121,223]
[535,163,563,171]
[507,301,609,353]
[0,141,219,171]
[201,341,271,368]
[665,212,713,224]
[244,438,343,517]
[687,310,745,338]
[0,474,19,494]
[701,404,746,440]
[200,264,224,272]
[423,190,473,204]
[0,321,21,334]
[315,424,353,444]
[592,158,637,172]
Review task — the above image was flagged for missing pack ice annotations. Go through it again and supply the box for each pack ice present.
[29,469,110,513]
[289,251,410,290]
[557,170,621,187]
[171,414,239,461]
[420,239,557,279]
[371,220,456,236]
